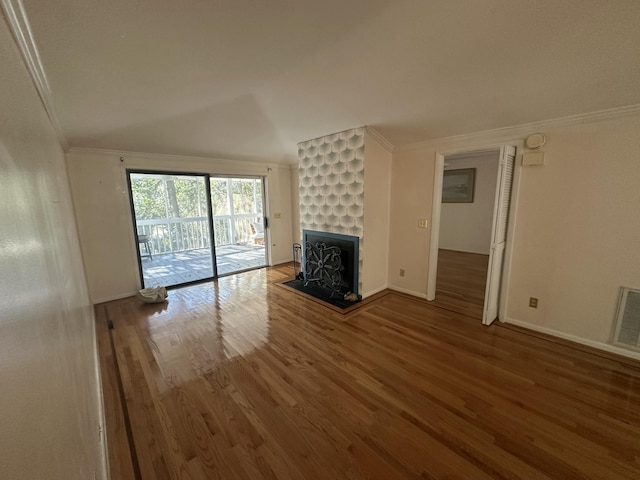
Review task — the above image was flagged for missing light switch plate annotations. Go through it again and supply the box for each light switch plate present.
[522,152,545,166]
[418,219,427,229]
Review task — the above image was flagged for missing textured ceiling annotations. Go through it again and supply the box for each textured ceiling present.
[20,0,640,163]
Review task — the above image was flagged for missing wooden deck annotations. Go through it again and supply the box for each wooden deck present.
[141,244,266,287]
[97,263,640,479]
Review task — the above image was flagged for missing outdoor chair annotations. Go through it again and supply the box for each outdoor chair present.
[138,234,153,260]
[250,222,264,245]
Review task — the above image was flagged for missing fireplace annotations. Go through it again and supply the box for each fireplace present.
[303,229,359,295]
[283,230,360,309]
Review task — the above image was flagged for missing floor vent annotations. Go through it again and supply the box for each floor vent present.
[613,287,640,350]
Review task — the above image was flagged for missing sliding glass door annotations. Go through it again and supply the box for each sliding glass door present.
[210,177,267,275]
[129,172,214,287]
[128,171,267,288]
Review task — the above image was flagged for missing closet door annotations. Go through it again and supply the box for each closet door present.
[482,145,516,325]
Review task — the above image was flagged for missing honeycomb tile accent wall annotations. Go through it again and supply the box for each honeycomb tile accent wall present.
[298,127,365,293]
[298,127,365,237]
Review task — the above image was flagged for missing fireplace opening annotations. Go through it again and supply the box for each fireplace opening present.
[284,230,360,309]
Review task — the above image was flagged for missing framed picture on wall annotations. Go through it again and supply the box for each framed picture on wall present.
[442,168,476,203]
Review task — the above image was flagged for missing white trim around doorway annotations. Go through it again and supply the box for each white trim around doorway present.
[426,142,524,323]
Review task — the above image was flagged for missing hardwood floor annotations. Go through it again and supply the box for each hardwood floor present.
[97,264,640,479]
[432,249,489,319]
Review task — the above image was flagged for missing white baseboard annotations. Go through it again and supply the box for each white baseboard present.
[93,291,137,305]
[388,286,428,300]
[271,257,293,266]
[361,284,388,299]
[503,317,640,362]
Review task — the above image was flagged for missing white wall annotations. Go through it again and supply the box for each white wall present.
[265,165,295,265]
[440,152,499,254]
[66,149,293,303]
[389,113,640,348]
[361,134,392,296]
[0,18,106,480]
[290,165,301,244]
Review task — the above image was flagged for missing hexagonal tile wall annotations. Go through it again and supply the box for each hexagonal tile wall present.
[298,127,365,238]
[298,127,365,292]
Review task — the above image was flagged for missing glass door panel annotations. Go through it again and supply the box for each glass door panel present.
[210,177,267,275]
[129,172,214,287]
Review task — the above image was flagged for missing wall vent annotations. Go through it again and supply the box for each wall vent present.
[612,287,640,350]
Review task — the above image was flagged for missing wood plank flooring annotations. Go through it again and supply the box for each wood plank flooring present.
[432,249,489,319]
[97,264,640,479]
[95,304,137,480]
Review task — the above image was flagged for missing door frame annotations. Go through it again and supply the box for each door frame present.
[126,169,269,288]
[126,169,217,289]
[208,174,269,276]
[426,142,523,323]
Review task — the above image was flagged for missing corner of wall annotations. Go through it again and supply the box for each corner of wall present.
[388,285,429,300]
[289,163,301,244]
[362,134,392,295]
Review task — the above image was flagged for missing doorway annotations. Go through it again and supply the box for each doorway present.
[210,177,267,276]
[427,146,516,324]
[430,151,500,319]
[127,171,268,288]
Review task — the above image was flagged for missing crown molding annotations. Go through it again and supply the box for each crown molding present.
[282,153,299,166]
[445,149,500,163]
[1,0,68,150]
[365,126,394,152]
[396,103,640,153]
[66,146,294,170]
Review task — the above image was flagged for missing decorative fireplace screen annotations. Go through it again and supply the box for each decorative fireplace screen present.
[302,229,359,301]
[304,241,348,297]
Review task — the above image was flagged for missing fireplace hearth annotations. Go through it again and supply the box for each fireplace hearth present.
[284,230,360,309]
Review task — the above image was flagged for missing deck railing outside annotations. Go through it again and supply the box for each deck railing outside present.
[136,214,260,255]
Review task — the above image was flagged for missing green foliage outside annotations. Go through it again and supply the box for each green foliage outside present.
[131,175,262,220]
[130,174,263,250]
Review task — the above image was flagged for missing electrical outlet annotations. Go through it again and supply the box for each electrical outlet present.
[529,297,538,308]
[399,269,405,277]
[274,212,281,219]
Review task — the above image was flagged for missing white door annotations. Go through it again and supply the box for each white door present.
[483,145,516,325]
